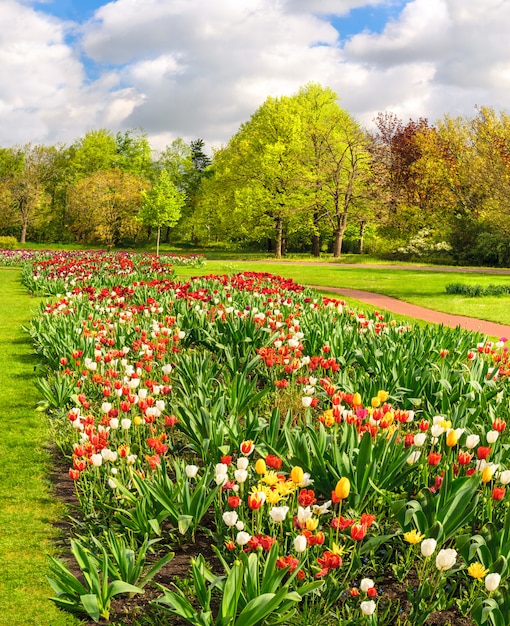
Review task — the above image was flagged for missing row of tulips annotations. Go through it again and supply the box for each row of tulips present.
[15,250,510,625]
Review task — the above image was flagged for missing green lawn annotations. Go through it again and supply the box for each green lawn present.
[0,268,79,626]
[176,260,510,327]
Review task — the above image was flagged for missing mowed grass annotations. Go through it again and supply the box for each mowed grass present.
[177,260,510,327]
[0,268,79,626]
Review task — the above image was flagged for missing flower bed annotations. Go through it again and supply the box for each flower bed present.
[23,252,510,625]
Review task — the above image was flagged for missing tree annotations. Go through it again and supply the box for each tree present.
[67,168,149,247]
[296,84,374,257]
[199,94,307,257]
[139,169,185,255]
[0,144,53,243]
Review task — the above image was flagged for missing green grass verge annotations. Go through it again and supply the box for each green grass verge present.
[0,268,80,626]
[177,260,510,327]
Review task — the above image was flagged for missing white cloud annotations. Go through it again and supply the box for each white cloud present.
[1,0,510,151]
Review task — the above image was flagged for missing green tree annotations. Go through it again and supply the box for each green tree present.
[67,168,149,247]
[199,94,307,257]
[296,84,373,257]
[0,144,54,243]
[139,169,185,255]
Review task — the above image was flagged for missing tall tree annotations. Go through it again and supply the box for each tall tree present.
[138,169,185,255]
[67,168,149,247]
[296,84,373,257]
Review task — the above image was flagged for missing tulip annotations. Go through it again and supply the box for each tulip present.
[465,434,480,449]
[407,451,421,464]
[360,600,376,616]
[486,430,499,444]
[255,458,267,475]
[485,572,501,592]
[234,469,248,483]
[269,506,289,523]
[334,477,350,500]
[185,464,199,479]
[222,511,238,527]
[352,392,362,406]
[236,531,251,546]
[240,440,254,456]
[413,433,427,447]
[446,429,458,447]
[290,466,305,484]
[294,534,308,553]
[237,457,249,470]
[301,396,313,407]
[482,465,495,483]
[500,470,510,485]
[360,578,375,592]
[436,548,457,571]
[421,538,437,557]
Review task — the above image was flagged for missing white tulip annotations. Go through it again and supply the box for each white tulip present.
[121,418,131,430]
[360,578,375,592]
[486,430,499,444]
[485,573,501,592]
[222,511,238,527]
[301,396,313,407]
[237,457,249,470]
[499,470,510,485]
[436,548,457,571]
[407,451,421,465]
[185,465,198,479]
[294,535,308,553]
[465,434,480,449]
[234,469,248,483]
[413,433,427,447]
[269,506,289,523]
[236,531,251,546]
[360,600,376,616]
[421,538,437,557]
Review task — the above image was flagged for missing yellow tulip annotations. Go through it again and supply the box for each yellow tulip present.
[377,390,389,402]
[446,429,458,447]
[255,459,267,475]
[335,477,350,500]
[305,517,319,531]
[133,415,142,426]
[290,466,304,484]
[352,392,362,406]
[482,465,494,483]
[371,397,381,408]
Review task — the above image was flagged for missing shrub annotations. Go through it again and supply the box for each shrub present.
[0,236,18,249]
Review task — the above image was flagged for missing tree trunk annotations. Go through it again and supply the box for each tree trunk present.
[359,220,366,255]
[275,216,283,258]
[311,210,321,257]
[156,226,161,256]
[20,220,27,244]
[333,229,343,257]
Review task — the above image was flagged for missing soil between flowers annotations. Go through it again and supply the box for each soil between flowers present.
[49,446,475,626]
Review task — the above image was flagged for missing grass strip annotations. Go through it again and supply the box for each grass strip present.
[178,260,510,327]
[0,268,79,626]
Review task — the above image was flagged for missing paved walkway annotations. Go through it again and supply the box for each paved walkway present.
[236,259,510,338]
[309,285,510,339]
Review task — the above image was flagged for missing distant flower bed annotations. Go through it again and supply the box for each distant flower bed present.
[23,250,510,625]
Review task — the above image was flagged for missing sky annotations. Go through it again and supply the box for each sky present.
[1,0,510,153]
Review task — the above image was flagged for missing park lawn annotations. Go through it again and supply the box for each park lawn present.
[176,260,510,327]
[0,268,79,626]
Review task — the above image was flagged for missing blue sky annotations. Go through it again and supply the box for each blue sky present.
[2,0,509,151]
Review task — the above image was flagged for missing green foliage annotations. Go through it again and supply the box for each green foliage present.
[0,236,18,249]
[47,538,145,622]
[446,283,510,296]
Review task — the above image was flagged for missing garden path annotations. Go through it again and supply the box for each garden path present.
[309,284,510,338]
[248,260,510,338]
